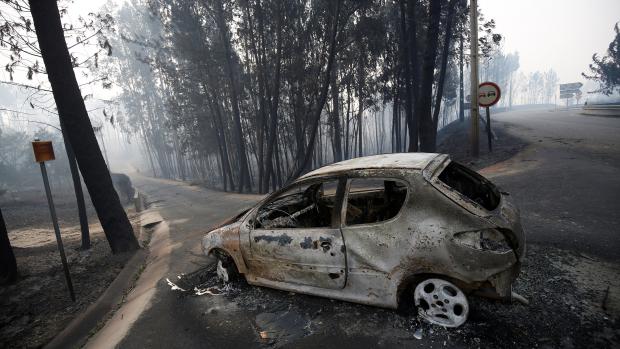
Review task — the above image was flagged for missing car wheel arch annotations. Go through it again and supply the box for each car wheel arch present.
[208,247,247,274]
[396,272,471,309]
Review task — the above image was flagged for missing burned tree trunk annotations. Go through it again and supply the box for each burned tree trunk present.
[331,61,343,162]
[289,0,342,180]
[0,208,17,285]
[406,0,420,152]
[262,4,283,192]
[214,0,251,193]
[431,0,458,144]
[60,121,90,250]
[416,0,442,152]
[29,0,139,253]
[399,0,414,153]
[459,35,465,122]
[357,54,364,158]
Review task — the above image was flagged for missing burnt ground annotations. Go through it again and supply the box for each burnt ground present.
[1,186,99,231]
[159,242,619,349]
[436,115,528,171]
[0,188,137,349]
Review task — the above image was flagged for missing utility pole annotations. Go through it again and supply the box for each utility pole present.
[469,0,479,157]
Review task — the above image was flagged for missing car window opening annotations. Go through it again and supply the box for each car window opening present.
[346,179,407,225]
[255,180,338,229]
[437,161,500,211]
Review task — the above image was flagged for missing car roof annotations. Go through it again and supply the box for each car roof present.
[299,153,446,179]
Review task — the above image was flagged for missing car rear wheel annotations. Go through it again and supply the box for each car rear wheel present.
[414,278,469,328]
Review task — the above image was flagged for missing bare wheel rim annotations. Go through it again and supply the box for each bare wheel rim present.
[216,260,230,283]
[414,278,469,328]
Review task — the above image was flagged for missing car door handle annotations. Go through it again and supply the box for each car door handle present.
[320,241,331,251]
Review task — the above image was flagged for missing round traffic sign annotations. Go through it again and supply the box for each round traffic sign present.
[478,82,501,107]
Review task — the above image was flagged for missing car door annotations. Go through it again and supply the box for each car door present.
[339,176,409,278]
[247,177,347,289]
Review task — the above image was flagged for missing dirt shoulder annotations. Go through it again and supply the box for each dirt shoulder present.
[0,189,138,349]
[436,116,528,170]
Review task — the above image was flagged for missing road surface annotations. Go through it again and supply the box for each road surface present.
[482,108,620,261]
[89,108,619,348]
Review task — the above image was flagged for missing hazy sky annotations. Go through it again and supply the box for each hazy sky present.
[480,0,620,85]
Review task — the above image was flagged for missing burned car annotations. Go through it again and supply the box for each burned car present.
[202,153,525,327]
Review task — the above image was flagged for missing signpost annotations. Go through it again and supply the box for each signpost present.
[559,82,583,91]
[32,140,75,301]
[478,82,501,152]
[559,82,583,109]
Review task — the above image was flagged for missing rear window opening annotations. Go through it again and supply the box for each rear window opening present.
[438,161,500,211]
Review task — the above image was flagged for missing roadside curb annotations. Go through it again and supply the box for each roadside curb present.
[44,194,151,349]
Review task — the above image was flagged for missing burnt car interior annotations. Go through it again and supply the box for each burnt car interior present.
[346,179,407,225]
[438,161,500,211]
[255,180,338,229]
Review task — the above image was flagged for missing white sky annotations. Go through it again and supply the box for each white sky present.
[480,0,620,84]
[76,0,620,87]
[3,0,619,124]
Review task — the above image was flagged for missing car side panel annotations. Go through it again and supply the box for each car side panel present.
[391,175,517,291]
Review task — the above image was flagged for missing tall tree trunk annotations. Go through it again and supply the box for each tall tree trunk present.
[357,55,364,158]
[459,34,465,122]
[289,0,342,180]
[244,1,267,193]
[29,0,138,254]
[416,0,442,152]
[392,86,401,152]
[406,0,420,152]
[262,4,283,192]
[431,0,457,148]
[331,61,342,162]
[0,208,17,285]
[345,84,351,159]
[210,97,236,192]
[509,71,514,109]
[60,122,90,250]
[399,0,415,153]
[214,0,251,193]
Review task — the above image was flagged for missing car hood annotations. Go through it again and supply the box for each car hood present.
[206,208,251,234]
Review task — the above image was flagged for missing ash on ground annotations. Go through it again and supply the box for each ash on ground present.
[167,244,619,348]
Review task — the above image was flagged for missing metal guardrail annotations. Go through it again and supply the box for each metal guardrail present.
[581,104,620,117]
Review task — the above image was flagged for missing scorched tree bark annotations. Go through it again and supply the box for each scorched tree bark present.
[28,0,139,254]
[0,208,17,285]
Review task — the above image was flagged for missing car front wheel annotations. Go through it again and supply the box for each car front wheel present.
[216,258,238,283]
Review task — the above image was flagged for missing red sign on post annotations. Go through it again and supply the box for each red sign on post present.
[478,82,501,107]
[32,141,56,162]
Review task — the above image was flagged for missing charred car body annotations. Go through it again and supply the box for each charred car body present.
[202,153,525,327]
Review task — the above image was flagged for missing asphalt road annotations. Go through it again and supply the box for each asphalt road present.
[93,108,619,348]
[482,108,620,262]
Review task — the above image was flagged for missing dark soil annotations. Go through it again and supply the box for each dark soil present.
[436,117,528,171]
[0,186,98,230]
[0,189,137,349]
[166,244,619,348]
